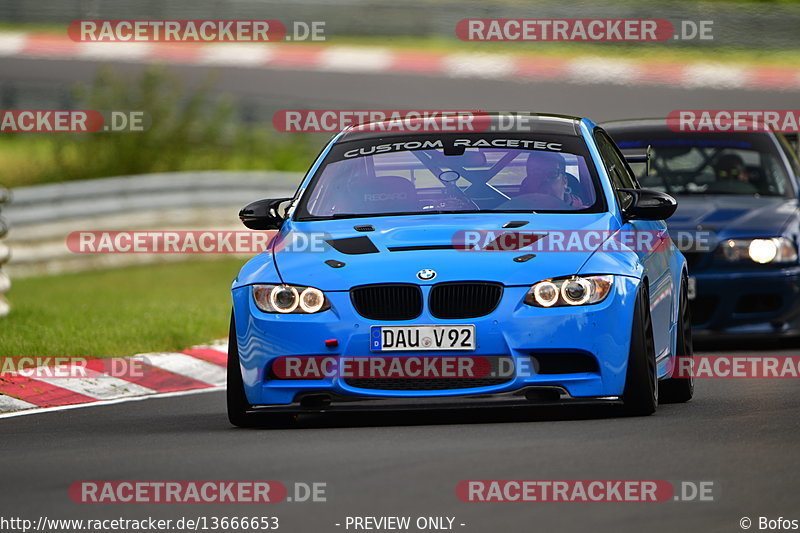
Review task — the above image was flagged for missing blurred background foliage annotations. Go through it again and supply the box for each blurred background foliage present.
[0,66,318,187]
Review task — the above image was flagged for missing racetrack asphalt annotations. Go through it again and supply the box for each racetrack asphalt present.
[1,340,799,533]
[2,56,800,533]
[2,56,800,120]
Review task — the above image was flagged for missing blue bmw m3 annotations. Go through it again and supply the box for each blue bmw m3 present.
[227,114,691,426]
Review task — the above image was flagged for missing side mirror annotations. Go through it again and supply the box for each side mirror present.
[239,197,292,230]
[617,188,677,221]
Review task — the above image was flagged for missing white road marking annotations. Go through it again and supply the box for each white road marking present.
[318,47,393,72]
[682,63,747,89]
[0,387,223,419]
[194,340,230,354]
[567,58,637,85]
[443,53,515,78]
[34,367,156,400]
[0,33,27,56]
[78,42,153,61]
[135,352,226,386]
[197,44,274,66]
[0,395,37,413]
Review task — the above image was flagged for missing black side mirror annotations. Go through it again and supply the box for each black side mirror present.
[239,197,292,230]
[617,188,677,221]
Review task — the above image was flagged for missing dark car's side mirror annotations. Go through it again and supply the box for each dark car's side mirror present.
[617,188,677,221]
[239,197,292,230]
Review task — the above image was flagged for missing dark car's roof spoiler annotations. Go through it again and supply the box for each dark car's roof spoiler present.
[781,132,800,158]
[620,145,651,175]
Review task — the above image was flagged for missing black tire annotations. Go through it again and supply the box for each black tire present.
[227,312,259,427]
[227,312,296,428]
[622,286,658,416]
[659,276,694,404]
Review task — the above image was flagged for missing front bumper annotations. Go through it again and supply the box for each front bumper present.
[244,386,622,414]
[232,276,641,407]
[690,266,800,336]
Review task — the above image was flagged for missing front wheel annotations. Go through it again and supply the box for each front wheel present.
[621,286,658,416]
[659,276,694,404]
[227,312,294,428]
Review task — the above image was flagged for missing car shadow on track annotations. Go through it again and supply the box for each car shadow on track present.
[232,404,642,430]
[694,336,798,352]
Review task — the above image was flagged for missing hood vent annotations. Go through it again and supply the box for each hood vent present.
[325,236,379,255]
[481,232,546,251]
[503,221,529,228]
[388,244,469,252]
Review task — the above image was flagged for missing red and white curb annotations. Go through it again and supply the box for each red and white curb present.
[0,340,228,418]
[1,32,799,91]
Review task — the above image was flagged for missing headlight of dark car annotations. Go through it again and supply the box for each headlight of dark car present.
[718,237,798,264]
[524,275,614,308]
[252,284,330,314]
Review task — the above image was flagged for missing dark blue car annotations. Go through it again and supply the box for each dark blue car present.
[605,119,800,338]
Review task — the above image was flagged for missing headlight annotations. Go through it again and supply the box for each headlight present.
[252,284,330,314]
[719,237,798,264]
[524,275,614,308]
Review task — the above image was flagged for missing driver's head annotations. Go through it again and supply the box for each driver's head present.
[715,154,749,182]
[526,151,567,196]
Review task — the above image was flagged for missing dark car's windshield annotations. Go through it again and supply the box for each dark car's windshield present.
[295,133,603,220]
[609,130,795,198]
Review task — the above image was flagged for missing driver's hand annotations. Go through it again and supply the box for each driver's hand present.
[564,192,584,208]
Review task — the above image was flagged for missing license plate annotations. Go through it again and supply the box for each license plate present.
[370,325,475,351]
[687,276,697,301]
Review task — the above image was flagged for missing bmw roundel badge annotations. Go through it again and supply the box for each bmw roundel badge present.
[417,269,436,281]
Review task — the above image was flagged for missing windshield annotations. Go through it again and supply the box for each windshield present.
[611,131,795,198]
[296,133,602,220]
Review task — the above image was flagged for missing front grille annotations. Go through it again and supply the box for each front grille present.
[429,282,503,319]
[344,377,510,390]
[343,356,513,390]
[690,296,718,325]
[735,293,782,314]
[351,284,422,320]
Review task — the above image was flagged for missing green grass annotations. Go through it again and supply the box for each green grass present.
[0,258,244,357]
[0,132,318,188]
[0,65,321,188]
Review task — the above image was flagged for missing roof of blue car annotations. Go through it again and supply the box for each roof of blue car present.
[336,113,584,142]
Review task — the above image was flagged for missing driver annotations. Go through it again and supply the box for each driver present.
[521,151,583,208]
[714,154,751,183]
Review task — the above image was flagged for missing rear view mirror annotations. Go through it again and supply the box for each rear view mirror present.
[445,150,488,167]
[617,188,677,221]
[239,197,292,230]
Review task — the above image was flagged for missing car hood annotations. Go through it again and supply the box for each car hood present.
[255,213,623,291]
[667,195,798,246]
